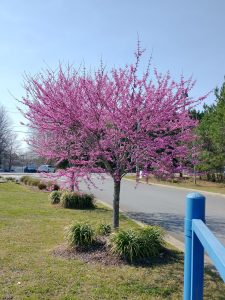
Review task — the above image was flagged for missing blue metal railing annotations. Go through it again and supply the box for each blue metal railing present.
[184,192,225,299]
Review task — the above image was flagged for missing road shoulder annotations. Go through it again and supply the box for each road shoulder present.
[124,178,225,198]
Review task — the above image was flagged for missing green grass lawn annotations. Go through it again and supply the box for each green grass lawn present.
[125,175,225,195]
[0,182,225,299]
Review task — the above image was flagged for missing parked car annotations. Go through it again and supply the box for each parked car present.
[37,165,55,173]
[24,165,37,173]
[3,168,15,172]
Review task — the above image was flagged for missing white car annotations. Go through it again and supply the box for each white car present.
[37,165,55,173]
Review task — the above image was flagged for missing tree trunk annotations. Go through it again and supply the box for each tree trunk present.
[194,165,197,185]
[8,150,12,172]
[113,179,121,229]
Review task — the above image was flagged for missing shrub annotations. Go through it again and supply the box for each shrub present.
[138,226,164,258]
[49,191,62,204]
[20,175,31,184]
[61,192,74,208]
[110,229,140,262]
[61,191,95,209]
[6,177,15,182]
[20,175,49,189]
[77,193,95,209]
[47,182,60,191]
[65,223,94,247]
[31,178,41,186]
[97,223,111,236]
[53,184,60,191]
[24,177,31,184]
[110,226,164,262]
[38,182,47,190]
[20,175,42,186]
[25,177,32,185]
[26,177,40,186]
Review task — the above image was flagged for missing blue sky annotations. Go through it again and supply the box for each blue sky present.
[0,0,225,148]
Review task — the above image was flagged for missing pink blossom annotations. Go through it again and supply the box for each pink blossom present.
[20,45,207,227]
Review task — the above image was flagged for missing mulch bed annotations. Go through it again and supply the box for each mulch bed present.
[52,237,125,266]
[52,237,176,267]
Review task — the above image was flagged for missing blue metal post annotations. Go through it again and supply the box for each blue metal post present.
[191,231,204,299]
[184,193,205,300]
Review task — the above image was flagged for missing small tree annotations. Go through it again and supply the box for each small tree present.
[20,45,206,228]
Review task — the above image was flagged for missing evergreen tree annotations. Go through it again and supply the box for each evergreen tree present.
[197,79,225,177]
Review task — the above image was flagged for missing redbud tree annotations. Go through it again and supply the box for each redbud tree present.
[20,45,206,228]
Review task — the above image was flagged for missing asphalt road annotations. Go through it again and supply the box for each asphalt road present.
[2,173,225,247]
[79,175,225,247]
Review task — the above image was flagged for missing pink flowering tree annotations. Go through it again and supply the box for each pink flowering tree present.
[20,45,206,228]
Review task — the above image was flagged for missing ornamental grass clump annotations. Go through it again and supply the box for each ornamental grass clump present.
[60,192,73,208]
[6,177,15,182]
[26,177,34,185]
[37,182,47,190]
[138,226,164,258]
[29,178,41,186]
[111,229,140,262]
[61,191,95,209]
[78,193,95,209]
[47,181,60,191]
[65,223,94,247]
[20,175,30,184]
[97,223,111,236]
[20,176,40,186]
[49,191,62,204]
[25,177,32,185]
[110,226,164,263]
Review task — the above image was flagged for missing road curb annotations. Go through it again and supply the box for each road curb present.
[124,178,225,198]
